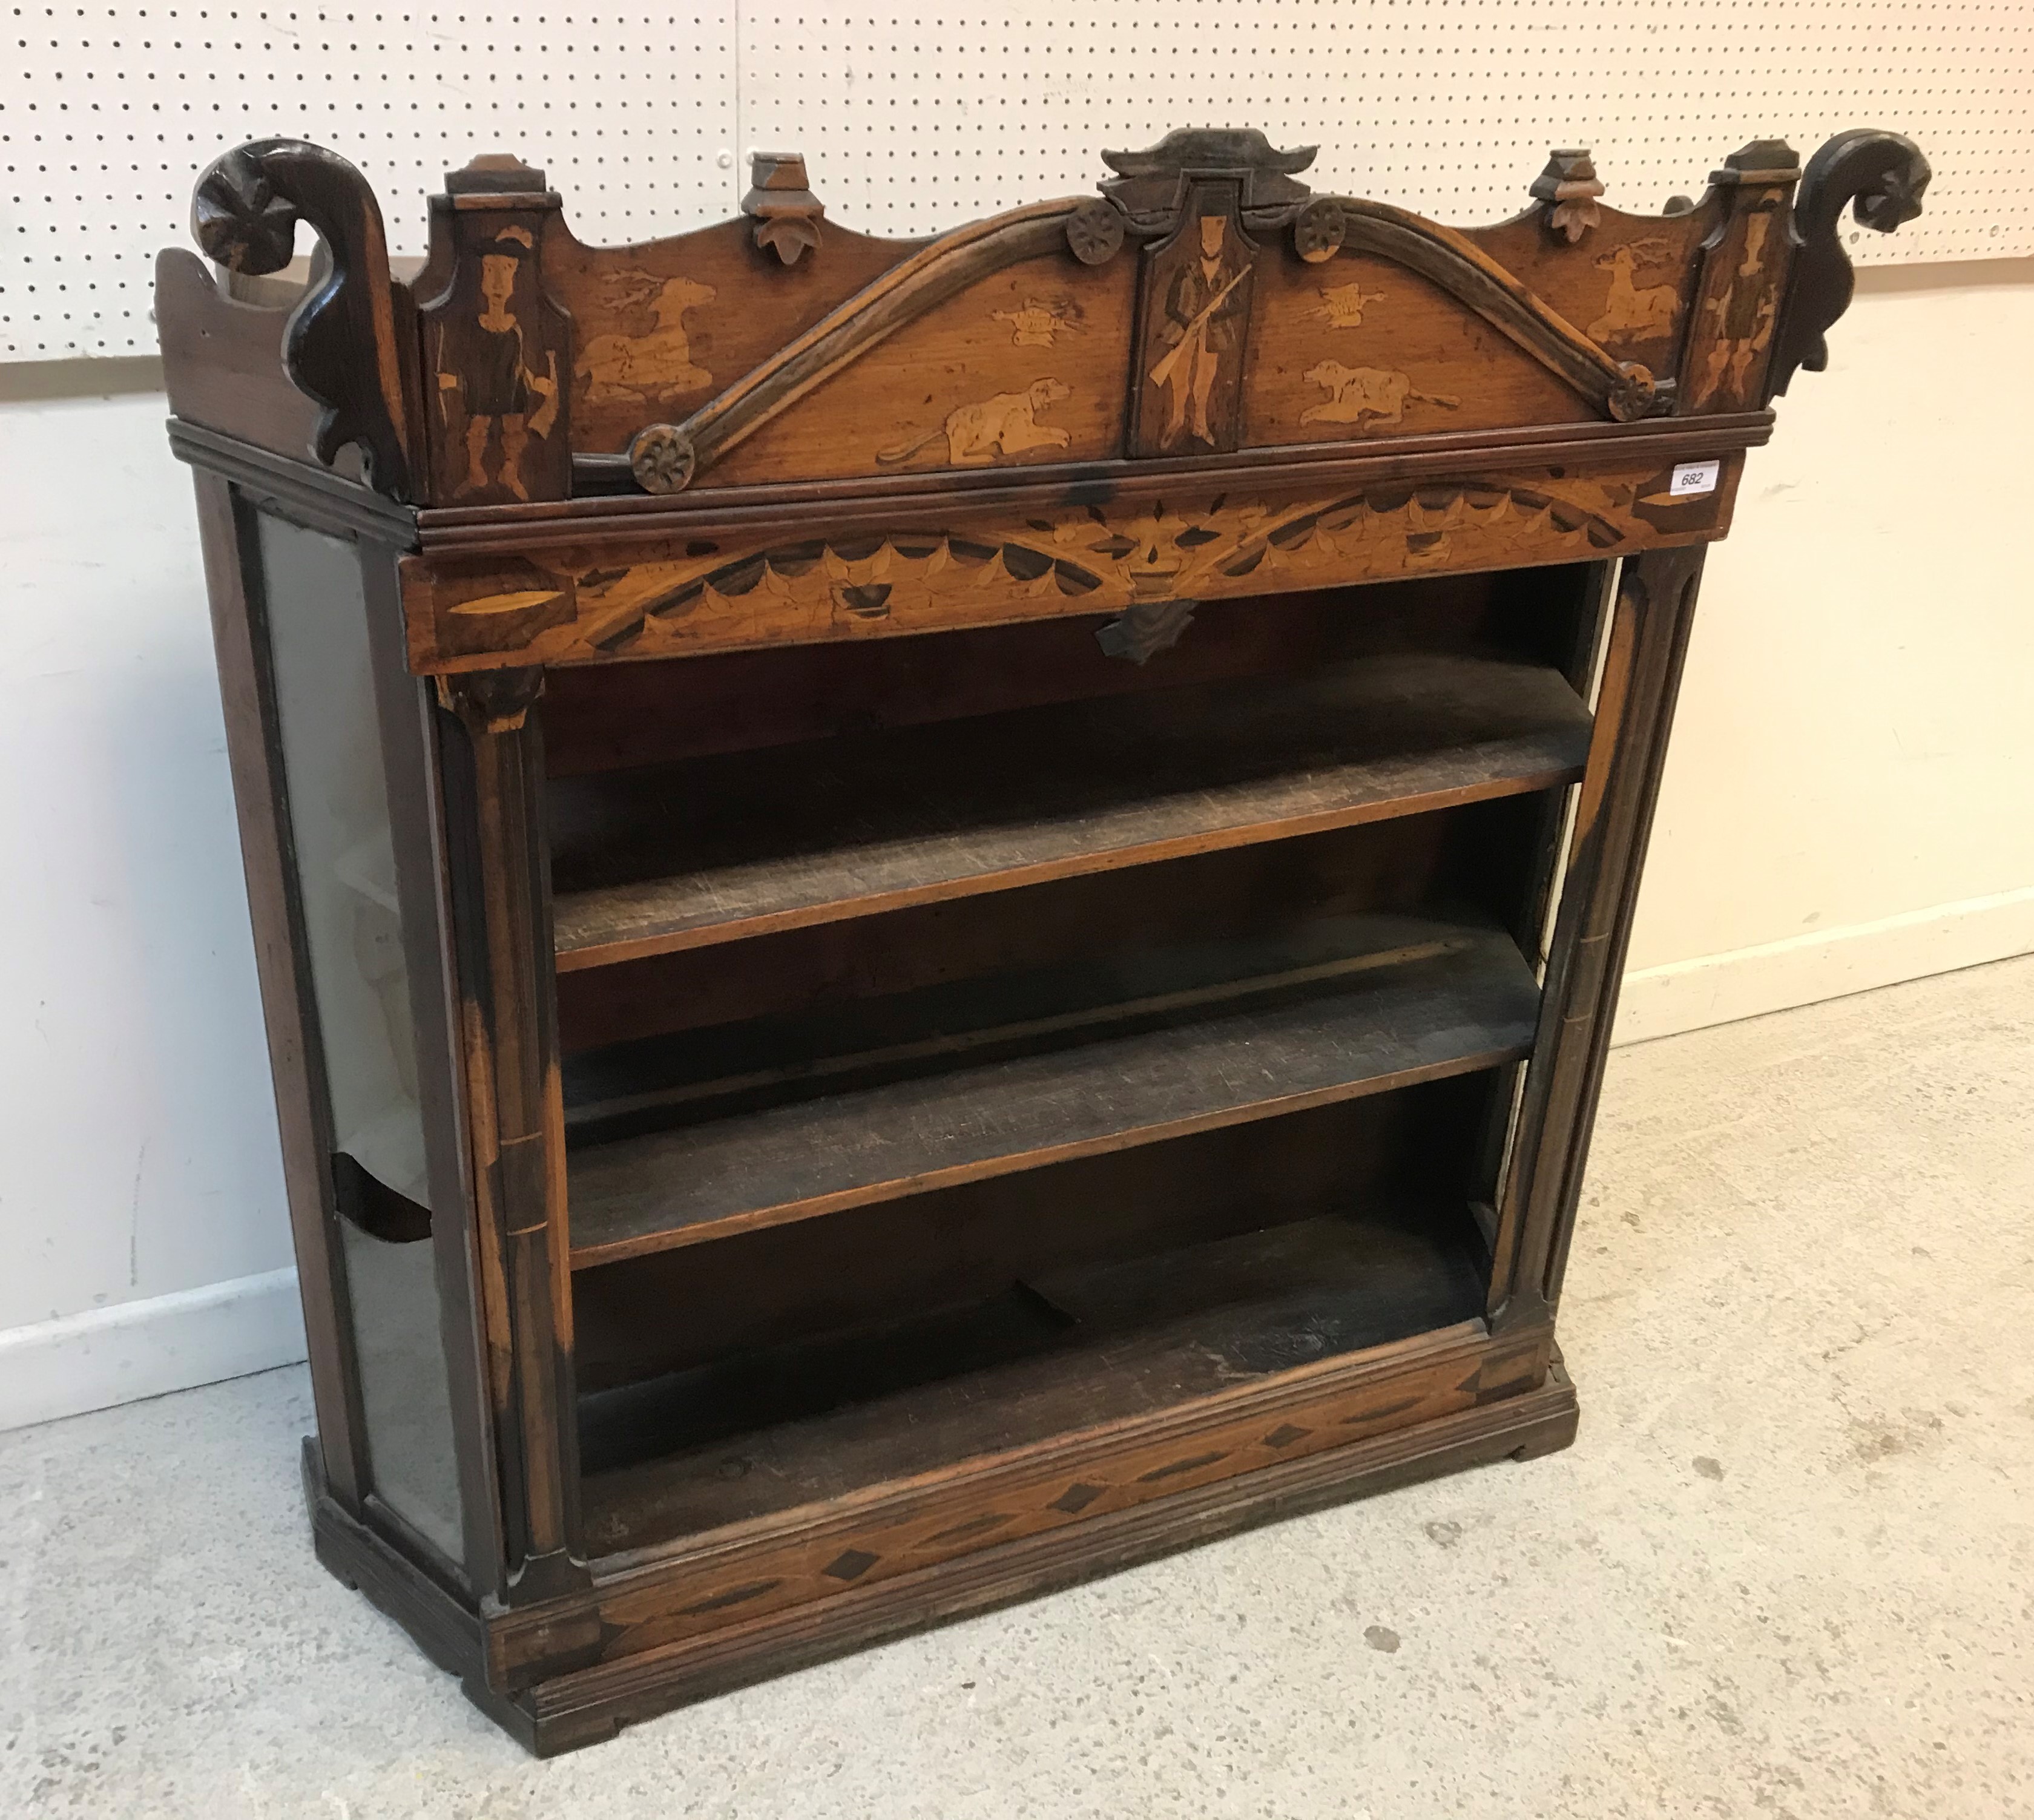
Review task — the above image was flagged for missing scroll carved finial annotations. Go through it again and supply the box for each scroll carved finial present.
[743,152,824,266]
[191,138,415,499]
[1530,150,1605,244]
[1768,128,1929,401]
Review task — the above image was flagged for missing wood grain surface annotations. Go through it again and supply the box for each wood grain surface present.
[547,652,1590,967]
[564,923,1539,1267]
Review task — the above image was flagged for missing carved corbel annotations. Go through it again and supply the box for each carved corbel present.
[1530,150,1606,244]
[743,152,825,266]
[1767,130,1930,401]
[191,138,418,499]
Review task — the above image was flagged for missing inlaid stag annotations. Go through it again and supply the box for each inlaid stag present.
[1588,237,1680,343]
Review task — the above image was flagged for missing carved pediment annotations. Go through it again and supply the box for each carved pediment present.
[165,128,1929,508]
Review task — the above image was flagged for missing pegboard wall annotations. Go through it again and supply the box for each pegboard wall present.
[5,1,2031,359]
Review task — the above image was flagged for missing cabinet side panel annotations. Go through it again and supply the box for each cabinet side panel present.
[255,511,467,1563]
[192,473,369,1510]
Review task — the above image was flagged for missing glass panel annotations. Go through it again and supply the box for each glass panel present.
[257,511,464,1562]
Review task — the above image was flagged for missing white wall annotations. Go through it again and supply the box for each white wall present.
[1618,258,2034,1038]
[1,260,2029,1430]
[0,377,302,1428]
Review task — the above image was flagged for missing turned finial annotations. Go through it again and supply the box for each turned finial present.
[743,152,824,266]
[1530,149,1605,243]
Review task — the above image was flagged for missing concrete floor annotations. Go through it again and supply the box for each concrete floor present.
[5,956,2031,1819]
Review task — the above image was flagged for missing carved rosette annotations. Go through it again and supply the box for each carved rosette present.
[1291,199,1349,264]
[1064,199,1126,266]
[629,422,697,494]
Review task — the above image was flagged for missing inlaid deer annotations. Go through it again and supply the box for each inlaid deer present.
[1588,237,1679,343]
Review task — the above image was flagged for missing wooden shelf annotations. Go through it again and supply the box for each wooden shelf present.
[548,653,1590,970]
[564,921,1539,1269]
[578,1201,1490,1556]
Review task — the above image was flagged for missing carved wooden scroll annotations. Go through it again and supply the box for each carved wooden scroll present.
[190,138,418,499]
[1768,130,1932,401]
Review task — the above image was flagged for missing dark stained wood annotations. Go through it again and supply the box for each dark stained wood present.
[156,249,327,468]
[416,157,574,507]
[164,126,1921,1757]
[1528,149,1606,244]
[571,1077,1499,1390]
[554,798,1544,1057]
[494,1316,1555,1694]
[580,1201,1492,1547]
[536,571,1552,777]
[516,1359,1574,1753]
[1130,181,1258,456]
[1769,130,1932,401]
[564,923,1540,1267]
[398,450,1743,673]
[1676,142,1802,415]
[433,412,1774,567]
[434,671,590,1600]
[742,151,825,266]
[1490,544,1708,1331]
[547,652,1591,968]
[304,1335,1574,1755]
[189,138,420,498]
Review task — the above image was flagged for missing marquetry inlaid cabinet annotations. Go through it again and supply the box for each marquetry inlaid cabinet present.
[160,125,1926,1752]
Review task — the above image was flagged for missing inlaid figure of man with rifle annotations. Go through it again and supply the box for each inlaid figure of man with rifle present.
[1151,214,1254,448]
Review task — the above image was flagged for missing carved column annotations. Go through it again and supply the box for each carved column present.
[436,667,587,1602]
[1490,544,1708,1333]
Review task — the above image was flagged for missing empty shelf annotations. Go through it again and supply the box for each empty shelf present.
[578,1203,1490,1555]
[548,653,1590,968]
[565,924,1539,1268]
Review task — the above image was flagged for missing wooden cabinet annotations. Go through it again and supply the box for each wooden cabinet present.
[159,125,1927,1752]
